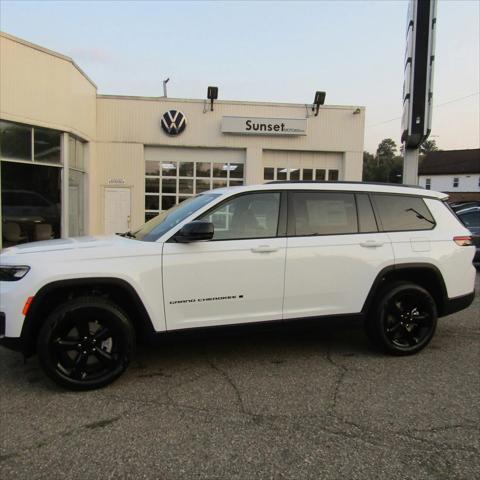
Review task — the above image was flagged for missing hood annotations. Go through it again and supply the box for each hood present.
[1,235,121,255]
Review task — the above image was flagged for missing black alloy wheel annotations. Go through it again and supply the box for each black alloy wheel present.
[38,297,135,390]
[366,281,438,355]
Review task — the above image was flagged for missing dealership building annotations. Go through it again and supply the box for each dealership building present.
[0,32,365,247]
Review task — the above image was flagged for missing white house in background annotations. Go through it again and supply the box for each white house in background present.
[418,149,480,202]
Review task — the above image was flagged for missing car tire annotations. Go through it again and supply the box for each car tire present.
[365,281,438,356]
[37,296,135,390]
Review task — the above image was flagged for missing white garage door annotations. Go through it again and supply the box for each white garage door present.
[263,150,343,182]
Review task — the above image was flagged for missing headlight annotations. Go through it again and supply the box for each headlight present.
[0,265,30,281]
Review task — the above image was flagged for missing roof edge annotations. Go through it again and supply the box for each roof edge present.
[0,31,97,89]
[96,94,365,110]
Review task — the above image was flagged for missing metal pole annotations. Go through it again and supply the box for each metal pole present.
[163,78,170,97]
[403,145,419,185]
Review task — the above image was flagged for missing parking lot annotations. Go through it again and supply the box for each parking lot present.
[1,273,479,480]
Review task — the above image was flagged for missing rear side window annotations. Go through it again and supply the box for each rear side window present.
[372,194,435,232]
[290,192,358,236]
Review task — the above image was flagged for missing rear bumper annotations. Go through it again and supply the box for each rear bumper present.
[442,291,475,317]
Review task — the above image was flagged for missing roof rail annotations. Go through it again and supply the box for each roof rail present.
[265,180,423,189]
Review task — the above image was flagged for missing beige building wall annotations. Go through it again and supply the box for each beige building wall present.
[0,32,97,141]
[96,95,365,153]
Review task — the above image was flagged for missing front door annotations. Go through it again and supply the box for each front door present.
[104,187,131,234]
[162,191,287,330]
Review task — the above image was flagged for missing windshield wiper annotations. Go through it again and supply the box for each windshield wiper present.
[116,231,136,238]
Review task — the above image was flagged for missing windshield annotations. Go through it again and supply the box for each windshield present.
[132,193,220,241]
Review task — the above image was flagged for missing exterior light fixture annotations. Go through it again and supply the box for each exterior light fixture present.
[313,91,326,116]
[207,86,218,111]
[353,108,361,115]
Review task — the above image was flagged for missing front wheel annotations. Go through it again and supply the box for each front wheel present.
[37,297,135,390]
[366,281,438,355]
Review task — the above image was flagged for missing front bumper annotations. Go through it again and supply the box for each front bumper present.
[0,312,23,351]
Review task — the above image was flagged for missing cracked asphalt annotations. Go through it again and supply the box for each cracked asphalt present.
[1,274,479,479]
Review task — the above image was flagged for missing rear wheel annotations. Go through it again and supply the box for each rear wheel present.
[365,281,437,355]
[37,297,135,390]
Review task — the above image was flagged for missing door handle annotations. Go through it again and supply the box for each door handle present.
[360,240,384,248]
[251,245,279,253]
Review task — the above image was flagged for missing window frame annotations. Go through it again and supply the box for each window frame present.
[177,190,288,242]
[355,193,380,233]
[370,193,437,233]
[286,190,362,237]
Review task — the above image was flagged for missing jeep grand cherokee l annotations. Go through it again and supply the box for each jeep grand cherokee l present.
[0,182,476,390]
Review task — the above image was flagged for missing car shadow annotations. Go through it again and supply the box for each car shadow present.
[133,316,375,366]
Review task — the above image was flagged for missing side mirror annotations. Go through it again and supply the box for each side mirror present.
[174,221,214,243]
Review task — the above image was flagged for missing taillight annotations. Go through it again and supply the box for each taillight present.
[453,236,473,246]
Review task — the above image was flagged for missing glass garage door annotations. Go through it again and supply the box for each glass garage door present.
[144,146,245,222]
[262,150,343,182]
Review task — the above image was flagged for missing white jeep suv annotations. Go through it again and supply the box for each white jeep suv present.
[0,182,476,390]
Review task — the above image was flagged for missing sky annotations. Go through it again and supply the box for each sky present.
[1,0,479,154]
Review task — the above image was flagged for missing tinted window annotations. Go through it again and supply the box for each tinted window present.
[291,192,358,236]
[0,120,32,161]
[356,194,378,232]
[372,194,435,231]
[1,162,61,245]
[34,127,61,163]
[200,192,280,240]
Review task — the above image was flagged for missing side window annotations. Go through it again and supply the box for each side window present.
[290,192,358,236]
[372,194,435,231]
[199,192,281,240]
[356,194,378,233]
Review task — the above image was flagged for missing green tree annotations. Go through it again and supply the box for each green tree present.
[363,139,403,183]
[419,138,439,156]
[376,138,397,165]
[362,151,376,182]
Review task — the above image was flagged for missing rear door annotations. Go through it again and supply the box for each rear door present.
[283,191,394,319]
[162,191,287,330]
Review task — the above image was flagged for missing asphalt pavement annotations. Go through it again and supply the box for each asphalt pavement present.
[1,274,479,479]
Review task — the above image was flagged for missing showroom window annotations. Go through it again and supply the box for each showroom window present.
[145,160,244,221]
[1,120,86,246]
[68,136,86,237]
[263,167,340,182]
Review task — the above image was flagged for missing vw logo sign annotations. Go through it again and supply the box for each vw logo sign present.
[161,110,187,136]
